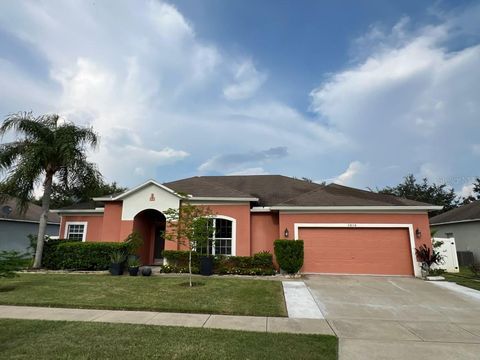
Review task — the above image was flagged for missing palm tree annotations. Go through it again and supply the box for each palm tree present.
[0,112,102,268]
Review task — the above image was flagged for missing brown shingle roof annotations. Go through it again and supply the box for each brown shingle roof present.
[0,196,60,223]
[165,175,320,206]
[165,175,435,208]
[279,183,434,207]
[430,201,480,224]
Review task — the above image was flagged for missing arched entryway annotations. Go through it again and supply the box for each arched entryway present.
[133,209,166,265]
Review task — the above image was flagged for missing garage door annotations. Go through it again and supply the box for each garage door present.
[299,227,414,275]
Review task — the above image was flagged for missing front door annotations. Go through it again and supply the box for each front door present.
[154,225,165,261]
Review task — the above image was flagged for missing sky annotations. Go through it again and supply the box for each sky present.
[0,0,479,196]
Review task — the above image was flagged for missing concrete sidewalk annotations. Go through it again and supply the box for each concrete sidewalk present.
[0,305,335,335]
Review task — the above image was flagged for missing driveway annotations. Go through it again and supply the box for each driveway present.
[305,275,480,360]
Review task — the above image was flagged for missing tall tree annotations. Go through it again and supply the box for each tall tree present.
[377,174,458,216]
[461,177,480,205]
[34,180,127,209]
[0,112,101,268]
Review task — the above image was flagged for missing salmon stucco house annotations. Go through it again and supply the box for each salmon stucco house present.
[55,175,441,277]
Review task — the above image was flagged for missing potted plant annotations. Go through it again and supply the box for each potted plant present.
[109,250,125,276]
[415,244,443,278]
[128,257,141,276]
[141,266,152,276]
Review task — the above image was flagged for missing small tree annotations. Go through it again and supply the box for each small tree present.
[164,202,214,287]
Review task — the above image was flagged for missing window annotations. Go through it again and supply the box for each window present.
[64,222,87,241]
[196,217,235,256]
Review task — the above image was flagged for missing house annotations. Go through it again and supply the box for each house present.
[430,201,480,263]
[0,195,60,253]
[54,175,441,277]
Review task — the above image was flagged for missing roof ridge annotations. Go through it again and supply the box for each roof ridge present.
[277,183,327,205]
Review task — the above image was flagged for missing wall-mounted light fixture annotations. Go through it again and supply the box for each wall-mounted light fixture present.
[415,228,422,238]
[284,228,289,238]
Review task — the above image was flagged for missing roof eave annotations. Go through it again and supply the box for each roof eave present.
[431,218,480,226]
[52,208,105,214]
[93,180,182,201]
[271,205,443,211]
[189,196,259,202]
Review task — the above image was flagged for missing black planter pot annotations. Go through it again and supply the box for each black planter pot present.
[200,256,213,276]
[128,267,139,276]
[110,263,124,276]
[141,266,152,276]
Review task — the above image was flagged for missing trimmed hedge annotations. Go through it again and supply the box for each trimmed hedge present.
[161,250,276,276]
[274,239,304,274]
[42,239,130,270]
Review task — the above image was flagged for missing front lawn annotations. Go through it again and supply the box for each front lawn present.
[0,319,338,359]
[444,267,480,291]
[0,274,286,316]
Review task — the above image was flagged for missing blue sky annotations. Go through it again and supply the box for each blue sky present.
[0,0,479,196]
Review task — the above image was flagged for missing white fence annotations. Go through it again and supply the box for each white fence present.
[431,237,459,273]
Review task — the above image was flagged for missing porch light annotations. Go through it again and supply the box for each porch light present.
[415,228,422,238]
[284,228,289,238]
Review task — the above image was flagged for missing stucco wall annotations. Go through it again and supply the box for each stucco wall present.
[59,215,104,241]
[0,221,59,252]
[432,221,480,262]
[250,212,279,255]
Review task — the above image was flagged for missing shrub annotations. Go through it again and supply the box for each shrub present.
[274,239,304,274]
[253,251,273,267]
[42,240,129,270]
[162,250,275,275]
[0,251,29,278]
[470,263,480,278]
[162,250,201,268]
[415,244,443,270]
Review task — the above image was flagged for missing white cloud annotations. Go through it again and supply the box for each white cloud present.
[227,167,269,176]
[460,183,475,198]
[333,161,367,186]
[0,1,479,191]
[310,7,480,189]
[199,146,287,173]
[223,59,267,100]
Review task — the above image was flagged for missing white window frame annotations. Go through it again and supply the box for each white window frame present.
[64,221,88,242]
[294,223,420,277]
[207,215,237,256]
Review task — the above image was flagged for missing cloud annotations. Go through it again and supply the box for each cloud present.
[460,184,474,198]
[223,59,267,100]
[310,5,480,189]
[0,1,479,191]
[333,161,367,186]
[199,146,288,173]
[227,167,270,176]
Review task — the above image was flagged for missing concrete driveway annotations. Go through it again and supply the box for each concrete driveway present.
[304,275,480,360]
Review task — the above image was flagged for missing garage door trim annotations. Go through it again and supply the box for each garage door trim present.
[294,223,420,277]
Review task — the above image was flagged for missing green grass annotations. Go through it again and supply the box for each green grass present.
[0,319,337,359]
[0,274,286,316]
[444,267,480,291]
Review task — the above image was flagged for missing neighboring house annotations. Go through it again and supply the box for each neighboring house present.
[0,196,60,253]
[54,175,441,277]
[430,201,480,263]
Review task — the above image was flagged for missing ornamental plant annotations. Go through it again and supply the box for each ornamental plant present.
[415,244,443,275]
[274,239,304,274]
